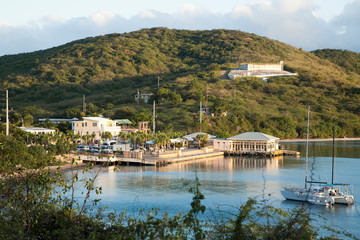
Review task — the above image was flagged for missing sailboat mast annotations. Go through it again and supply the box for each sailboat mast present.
[332,126,335,184]
[305,105,310,188]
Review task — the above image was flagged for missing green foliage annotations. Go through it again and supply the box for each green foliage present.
[153,87,183,104]
[312,49,360,75]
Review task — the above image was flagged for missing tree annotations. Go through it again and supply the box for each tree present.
[195,134,209,148]
[102,131,112,140]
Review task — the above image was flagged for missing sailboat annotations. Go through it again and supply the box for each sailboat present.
[320,127,355,205]
[280,106,334,206]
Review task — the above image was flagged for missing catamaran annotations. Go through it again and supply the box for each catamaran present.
[320,127,355,205]
[280,106,334,206]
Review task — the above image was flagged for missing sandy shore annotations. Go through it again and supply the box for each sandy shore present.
[280,138,360,142]
[46,161,87,173]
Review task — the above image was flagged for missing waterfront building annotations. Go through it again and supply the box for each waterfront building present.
[72,117,120,138]
[229,132,279,153]
[214,132,280,154]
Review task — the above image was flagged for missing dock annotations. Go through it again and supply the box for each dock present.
[77,147,225,166]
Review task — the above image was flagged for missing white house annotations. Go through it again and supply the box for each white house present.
[72,117,121,138]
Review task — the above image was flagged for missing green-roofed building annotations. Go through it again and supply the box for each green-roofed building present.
[115,119,133,125]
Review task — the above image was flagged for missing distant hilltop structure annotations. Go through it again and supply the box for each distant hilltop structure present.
[228,61,297,80]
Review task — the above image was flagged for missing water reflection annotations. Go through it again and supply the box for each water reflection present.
[283,140,360,158]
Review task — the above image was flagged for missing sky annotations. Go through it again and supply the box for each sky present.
[0,0,359,56]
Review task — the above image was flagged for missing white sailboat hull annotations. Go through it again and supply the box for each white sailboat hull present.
[280,188,312,202]
[281,187,334,206]
[332,195,355,205]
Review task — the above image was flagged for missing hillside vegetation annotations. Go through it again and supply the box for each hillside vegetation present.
[0,28,359,138]
[312,49,360,75]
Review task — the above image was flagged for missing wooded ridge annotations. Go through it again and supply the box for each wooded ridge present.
[0,28,359,138]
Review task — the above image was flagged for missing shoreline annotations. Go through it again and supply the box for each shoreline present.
[280,137,360,143]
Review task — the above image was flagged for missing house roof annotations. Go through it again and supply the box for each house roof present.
[82,117,112,122]
[114,119,133,125]
[20,127,56,133]
[182,132,216,141]
[228,132,279,141]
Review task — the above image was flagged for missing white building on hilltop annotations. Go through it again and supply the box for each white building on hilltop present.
[228,61,297,80]
[72,117,121,138]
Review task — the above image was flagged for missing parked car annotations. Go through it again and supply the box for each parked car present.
[90,146,101,154]
[101,148,113,154]
[77,145,90,152]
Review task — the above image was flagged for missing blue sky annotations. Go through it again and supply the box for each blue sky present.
[0,0,359,56]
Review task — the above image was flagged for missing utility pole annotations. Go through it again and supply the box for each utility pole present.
[200,101,202,132]
[153,101,156,135]
[83,95,86,114]
[2,90,13,136]
[205,84,209,115]
[157,76,161,88]
[6,90,9,136]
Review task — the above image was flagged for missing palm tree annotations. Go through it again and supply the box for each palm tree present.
[118,132,127,143]
[196,134,209,148]
[154,132,170,151]
[102,131,112,141]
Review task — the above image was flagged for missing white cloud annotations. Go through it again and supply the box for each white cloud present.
[178,3,197,15]
[90,11,116,25]
[275,0,313,14]
[232,6,253,17]
[0,1,359,56]
[139,10,157,19]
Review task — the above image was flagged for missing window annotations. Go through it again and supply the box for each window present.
[223,142,225,149]
[82,123,84,127]
[85,122,87,127]
[93,123,97,127]
[217,142,220,149]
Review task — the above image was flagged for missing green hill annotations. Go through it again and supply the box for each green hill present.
[312,48,360,75]
[0,28,359,138]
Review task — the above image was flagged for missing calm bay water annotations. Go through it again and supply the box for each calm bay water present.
[65,141,360,237]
